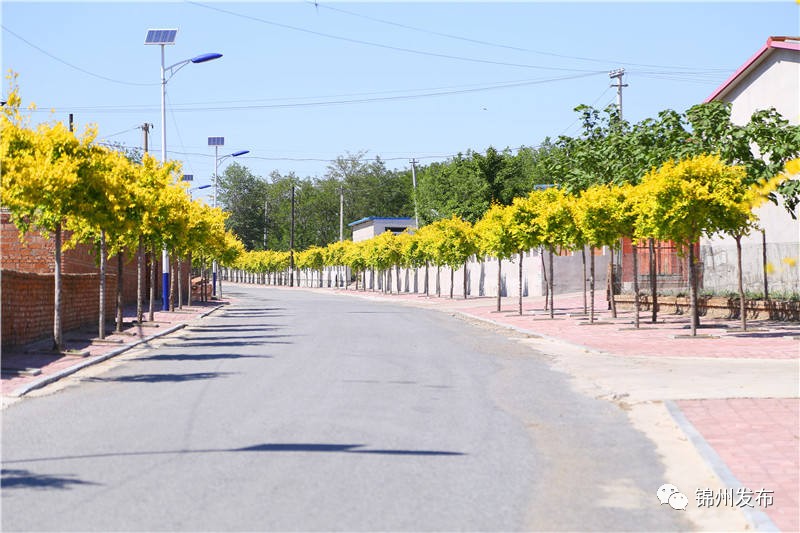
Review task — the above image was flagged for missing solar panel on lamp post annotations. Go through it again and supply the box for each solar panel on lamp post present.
[209,137,249,297]
[145,28,221,311]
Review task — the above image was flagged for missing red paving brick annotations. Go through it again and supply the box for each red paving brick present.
[678,399,800,533]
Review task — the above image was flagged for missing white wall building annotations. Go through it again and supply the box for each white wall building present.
[349,217,417,243]
[701,36,799,295]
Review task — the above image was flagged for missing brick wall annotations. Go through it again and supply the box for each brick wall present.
[1,271,119,348]
[2,212,192,349]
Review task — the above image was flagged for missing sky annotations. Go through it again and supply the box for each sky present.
[2,1,798,205]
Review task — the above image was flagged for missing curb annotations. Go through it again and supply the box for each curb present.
[9,304,226,398]
[664,400,779,532]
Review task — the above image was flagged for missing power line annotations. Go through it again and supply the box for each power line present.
[307,1,732,73]
[2,25,158,87]
[28,72,604,114]
[187,1,608,74]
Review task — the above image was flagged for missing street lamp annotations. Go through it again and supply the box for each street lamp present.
[189,183,212,200]
[146,28,221,311]
[209,136,249,296]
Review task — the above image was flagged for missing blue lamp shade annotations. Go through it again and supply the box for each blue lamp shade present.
[191,53,223,64]
[232,150,249,157]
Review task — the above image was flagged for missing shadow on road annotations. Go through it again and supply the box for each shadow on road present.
[139,353,273,362]
[184,326,287,333]
[1,468,100,490]
[82,372,236,383]
[4,443,466,465]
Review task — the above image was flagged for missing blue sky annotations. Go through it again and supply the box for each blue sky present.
[2,1,798,204]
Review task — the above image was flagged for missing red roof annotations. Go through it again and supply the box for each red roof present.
[705,36,800,103]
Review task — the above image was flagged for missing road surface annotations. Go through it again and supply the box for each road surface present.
[2,286,689,531]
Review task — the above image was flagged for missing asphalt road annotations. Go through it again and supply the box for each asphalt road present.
[2,286,690,531]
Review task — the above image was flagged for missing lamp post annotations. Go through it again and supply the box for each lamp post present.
[146,28,221,311]
[209,136,248,296]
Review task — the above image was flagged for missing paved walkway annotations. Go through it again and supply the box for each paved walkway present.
[2,285,798,531]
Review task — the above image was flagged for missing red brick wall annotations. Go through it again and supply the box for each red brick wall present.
[1,271,119,348]
[2,212,160,302]
[2,212,192,348]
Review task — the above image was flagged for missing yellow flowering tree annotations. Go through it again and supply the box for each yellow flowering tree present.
[635,154,753,336]
[475,203,517,312]
[1,81,104,350]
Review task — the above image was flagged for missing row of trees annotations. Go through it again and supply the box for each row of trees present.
[232,152,791,335]
[1,78,245,350]
[216,101,799,256]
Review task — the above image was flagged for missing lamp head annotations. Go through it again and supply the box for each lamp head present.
[232,150,249,157]
[191,53,223,64]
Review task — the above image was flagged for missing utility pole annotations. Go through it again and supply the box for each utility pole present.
[609,68,627,121]
[410,158,420,228]
[290,183,295,287]
[339,186,344,242]
[263,199,268,249]
[68,113,74,132]
[140,122,154,323]
[141,122,152,153]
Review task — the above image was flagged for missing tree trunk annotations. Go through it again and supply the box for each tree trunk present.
[218,265,223,299]
[169,258,176,312]
[449,267,454,299]
[116,252,124,333]
[541,247,549,311]
[53,222,63,351]
[149,246,156,321]
[187,252,193,308]
[436,265,441,297]
[736,235,746,332]
[688,242,698,337]
[581,247,587,315]
[99,231,107,340]
[761,229,769,300]
[496,258,502,312]
[424,262,429,296]
[649,238,658,323]
[632,243,640,329]
[548,249,555,319]
[177,258,183,309]
[608,245,617,318]
[590,246,595,324]
[137,237,144,323]
[463,260,468,299]
[518,251,524,316]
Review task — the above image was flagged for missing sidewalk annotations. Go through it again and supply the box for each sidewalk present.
[321,286,799,532]
[1,299,228,401]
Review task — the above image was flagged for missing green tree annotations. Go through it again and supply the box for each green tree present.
[218,162,268,250]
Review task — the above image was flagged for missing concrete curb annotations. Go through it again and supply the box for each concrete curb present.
[665,400,780,532]
[9,304,227,398]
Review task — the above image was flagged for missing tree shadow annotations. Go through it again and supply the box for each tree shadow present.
[139,353,272,362]
[183,326,286,333]
[83,372,236,383]
[1,468,100,490]
[161,337,294,349]
[5,443,465,465]
[725,331,799,339]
